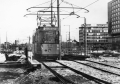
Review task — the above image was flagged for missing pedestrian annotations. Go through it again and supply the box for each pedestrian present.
[24,46,28,61]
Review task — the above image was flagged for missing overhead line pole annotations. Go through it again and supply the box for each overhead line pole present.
[83,17,87,56]
[51,0,53,26]
[6,32,8,50]
[57,0,61,60]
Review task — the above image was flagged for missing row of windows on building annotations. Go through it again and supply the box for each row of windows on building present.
[112,28,120,33]
[112,13,120,18]
[79,37,108,41]
[80,29,107,33]
[87,30,107,33]
[111,0,120,6]
[87,32,108,36]
[112,4,120,10]
[112,16,120,21]
[87,40,109,42]
[87,37,107,39]
[112,8,120,14]
[79,33,108,37]
[112,24,120,29]
[112,20,120,25]
[113,37,120,42]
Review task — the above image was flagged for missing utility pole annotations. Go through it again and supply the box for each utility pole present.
[0,32,1,53]
[66,32,67,48]
[84,17,87,56]
[29,36,31,50]
[6,32,8,50]
[29,36,30,45]
[69,25,70,43]
[57,0,61,60]
[51,0,53,26]
[64,25,70,55]
[69,25,70,55]
[77,16,87,56]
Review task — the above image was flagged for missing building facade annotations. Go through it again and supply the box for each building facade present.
[61,41,80,55]
[108,0,120,50]
[79,24,111,53]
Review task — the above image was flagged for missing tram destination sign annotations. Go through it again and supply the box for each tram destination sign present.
[43,27,59,31]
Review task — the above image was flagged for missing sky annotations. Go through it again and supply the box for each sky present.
[0,0,112,43]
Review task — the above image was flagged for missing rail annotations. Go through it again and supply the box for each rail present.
[56,61,111,84]
[73,60,120,77]
[42,62,75,84]
[86,60,120,69]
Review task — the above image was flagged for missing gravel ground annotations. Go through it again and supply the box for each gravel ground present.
[1,57,120,84]
[0,68,25,84]
[79,60,120,75]
[13,61,96,84]
[58,60,120,84]
[44,62,95,84]
[87,57,120,68]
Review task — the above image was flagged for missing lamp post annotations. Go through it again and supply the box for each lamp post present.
[66,32,68,48]
[64,25,70,42]
[77,16,87,56]
[64,25,70,54]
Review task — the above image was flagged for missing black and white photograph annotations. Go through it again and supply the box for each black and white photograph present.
[0,0,120,84]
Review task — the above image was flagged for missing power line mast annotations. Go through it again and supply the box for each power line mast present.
[6,32,8,50]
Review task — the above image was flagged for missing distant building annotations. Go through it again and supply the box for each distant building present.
[79,24,112,53]
[15,40,19,45]
[61,41,80,55]
[108,0,120,50]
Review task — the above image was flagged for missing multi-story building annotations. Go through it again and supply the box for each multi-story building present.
[108,0,120,50]
[79,24,111,53]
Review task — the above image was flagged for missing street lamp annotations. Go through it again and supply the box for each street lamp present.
[77,15,87,56]
[64,25,71,55]
[64,25,70,42]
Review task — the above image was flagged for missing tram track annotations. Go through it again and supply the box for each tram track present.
[38,60,114,83]
[86,59,120,69]
[15,60,76,84]
[14,59,119,84]
[55,61,111,84]
[73,60,120,77]
[42,62,76,84]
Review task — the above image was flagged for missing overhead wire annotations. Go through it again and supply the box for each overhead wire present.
[61,0,99,20]
[25,0,57,16]
[59,0,63,6]
[62,0,89,12]
[75,0,99,13]
[27,0,51,11]
[25,0,98,25]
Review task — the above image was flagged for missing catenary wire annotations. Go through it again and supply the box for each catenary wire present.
[61,0,99,20]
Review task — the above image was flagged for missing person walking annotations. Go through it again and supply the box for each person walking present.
[24,46,28,61]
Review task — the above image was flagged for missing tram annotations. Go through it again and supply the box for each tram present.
[32,26,59,60]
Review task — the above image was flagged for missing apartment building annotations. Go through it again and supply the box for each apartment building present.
[79,24,111,53]
[108,0,120,50]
